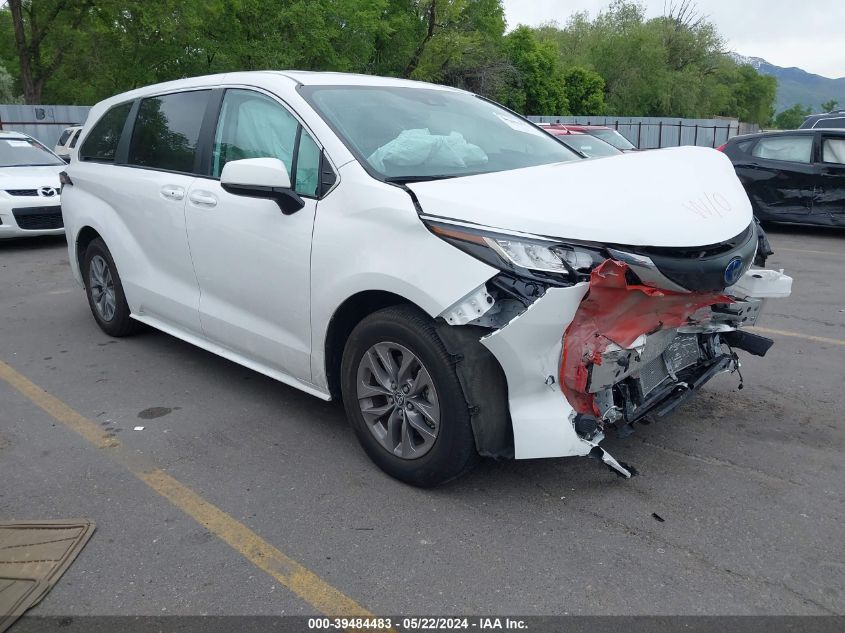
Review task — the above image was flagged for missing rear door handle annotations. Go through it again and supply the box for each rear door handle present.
[188,191,218,208]
[160,185,185,201]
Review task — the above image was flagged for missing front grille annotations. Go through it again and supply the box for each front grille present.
[5,189,39,197]
[622,223,757,292]
[13,206,63,230]
[634,225,754,259]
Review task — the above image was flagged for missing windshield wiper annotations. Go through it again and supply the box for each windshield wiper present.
[385,173,481,184]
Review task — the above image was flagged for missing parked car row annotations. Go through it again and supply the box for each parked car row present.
[53,71,792,486]
[538,124,624,158]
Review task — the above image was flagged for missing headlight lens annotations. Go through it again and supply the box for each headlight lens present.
[485,238,598,274]
[424,218,606,282]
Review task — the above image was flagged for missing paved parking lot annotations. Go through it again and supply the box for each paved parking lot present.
[1,226,843,618]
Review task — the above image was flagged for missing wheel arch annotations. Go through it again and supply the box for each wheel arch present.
[75,225,102,274]
[324,290,514,460]
[324,290,414,400]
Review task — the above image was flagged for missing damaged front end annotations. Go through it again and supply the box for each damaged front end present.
[428,216,792,478]
[562,259,751,443]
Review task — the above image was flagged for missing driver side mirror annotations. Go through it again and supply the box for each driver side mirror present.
[220,158,305,215]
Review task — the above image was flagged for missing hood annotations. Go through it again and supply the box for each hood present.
[0,165,64,188]
[407,146,752,247]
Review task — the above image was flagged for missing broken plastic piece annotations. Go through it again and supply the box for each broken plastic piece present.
[587,445,636,478]
[727,268,792,298]
[439,284,494,325]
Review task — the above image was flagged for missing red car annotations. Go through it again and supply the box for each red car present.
[540,123,637,152]
[539,125,621,158]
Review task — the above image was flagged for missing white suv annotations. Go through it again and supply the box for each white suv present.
[0,131,65,239]
[61,72,792,486]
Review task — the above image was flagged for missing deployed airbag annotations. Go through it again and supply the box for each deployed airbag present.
[368,129,488,173]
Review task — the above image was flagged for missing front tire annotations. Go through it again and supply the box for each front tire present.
[83,237,139,337]
[340,305,479,487]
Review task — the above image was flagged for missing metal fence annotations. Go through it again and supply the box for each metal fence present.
[0,104,92,148]
[527,115,760,150]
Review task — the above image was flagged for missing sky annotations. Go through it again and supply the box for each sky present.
[502,1,845,79]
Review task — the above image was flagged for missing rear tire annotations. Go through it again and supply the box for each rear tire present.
[340,305,479,487]
[83,237,139,337]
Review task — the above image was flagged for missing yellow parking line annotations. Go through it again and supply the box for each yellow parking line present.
[750,326,845,347]
[776,247,842,257]
[0,360,119,449]
[0,359,373,620]
[140,469,371,617]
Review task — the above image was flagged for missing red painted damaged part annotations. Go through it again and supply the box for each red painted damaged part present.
[559,259,731,417]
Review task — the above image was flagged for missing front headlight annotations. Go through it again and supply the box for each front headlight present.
[423,218,606,283]
[486,237,598,274]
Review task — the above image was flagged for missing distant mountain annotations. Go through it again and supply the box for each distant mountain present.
[730,53,845,114]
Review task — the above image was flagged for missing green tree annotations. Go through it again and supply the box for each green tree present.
[400,0,510,98]
[708,61,776,126]
[0,63,21,102]
[499,26,568,115]
[532,0,776,122]
[562,66,604,115]
[5,0,96,103]
[821,99,839,112]
[773,104,811,130]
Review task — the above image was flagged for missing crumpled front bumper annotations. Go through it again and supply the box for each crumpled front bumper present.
[477,261,793,470]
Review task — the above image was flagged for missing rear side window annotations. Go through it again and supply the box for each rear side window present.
[822,138,845,164]
[128,91,210,173]
[751,136,813,164]
[80,102,132,162]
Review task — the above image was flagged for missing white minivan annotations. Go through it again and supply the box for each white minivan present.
[61,71,792,486]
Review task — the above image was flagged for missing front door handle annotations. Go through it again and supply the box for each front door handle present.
[188,191,218,208]
[160,185,185,201]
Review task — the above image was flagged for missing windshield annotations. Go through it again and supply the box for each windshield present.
[302,86,580,181]
[589,129,636,151]
[0,137,64,167]
[559,134,621,158]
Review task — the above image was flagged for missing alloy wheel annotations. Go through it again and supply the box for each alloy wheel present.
[89,254,116,322]
[356,342,441,459]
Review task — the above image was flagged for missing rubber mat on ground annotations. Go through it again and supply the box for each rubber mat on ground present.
[0,520,95,633]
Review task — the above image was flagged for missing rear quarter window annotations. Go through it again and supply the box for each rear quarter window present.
[79,102,133,162]
[128,90,210,173]
[814,117,845,129]
[751,136,813,164]
[736,140,754,153]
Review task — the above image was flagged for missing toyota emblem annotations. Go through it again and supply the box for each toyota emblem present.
[723,257,744,287]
